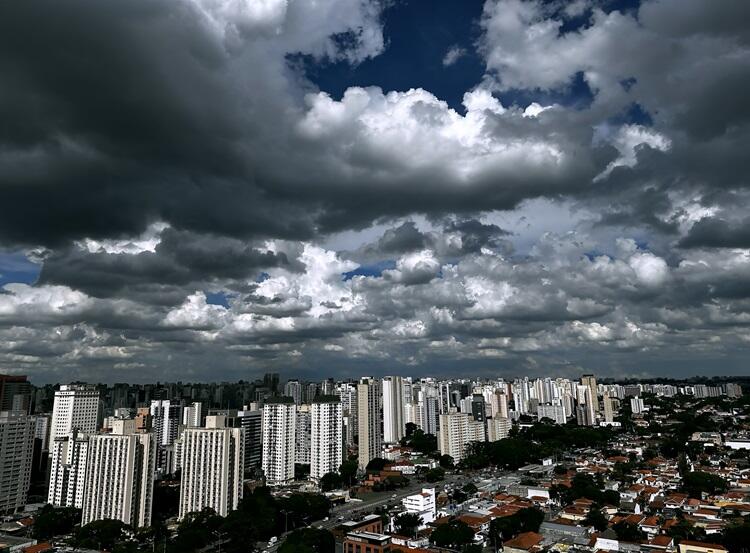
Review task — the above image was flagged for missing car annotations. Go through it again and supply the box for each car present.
[391,493,398,498]
[323,517,329,521]
[268,536,278,545]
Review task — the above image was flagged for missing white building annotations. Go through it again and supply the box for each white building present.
[0,411,35,513]
[50,384,100,445]
[357,378,382,469]
[48,430,89,508]
[310,397,343,482]
[401,487,436,529]
[487,417,512,442]
[262,399,296,485]
[182,402,203,428]
[178,415,243,519]
[537,404,566,425]
[81,421,155,528]
[438,412,485,462]
[296,404,312,465]
[382,376,405,444]
[631,397,645,415]
[150,400,182,471]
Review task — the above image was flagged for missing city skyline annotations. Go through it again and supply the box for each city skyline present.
[1,0,749,382]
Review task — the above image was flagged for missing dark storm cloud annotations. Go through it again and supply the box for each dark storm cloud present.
[37,228,290,300]
[679,217,750,249]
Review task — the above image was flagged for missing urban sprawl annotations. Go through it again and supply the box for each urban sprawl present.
[1,374,749,553]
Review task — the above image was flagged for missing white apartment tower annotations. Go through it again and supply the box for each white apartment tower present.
[382,376,405,443]
[48,430,89,508]
[357,377,382,469]
[262,399,296,485]
[178,416,243,519]
[438,411,485,463]
[0,411,35,513]
[50,384,99,445]
[310,397,344,481]
[81,421,155,528]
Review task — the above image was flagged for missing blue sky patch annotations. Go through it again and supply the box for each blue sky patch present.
[342,259,397,280]
[0,252,41,287]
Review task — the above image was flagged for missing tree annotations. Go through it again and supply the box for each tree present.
[439,454,454,469]
[33,505,81,540]
[613,521,645,543]
[489,507,544,543]
[339,459,358,486]
[722,520,750,553]
[319,472,343,492]
[430,520,475,549]
[584,505,608,531]
[424,467,445,483]
[682,471,728,498]
[366,457,388,472]
[74,519,132,551]
[394,513,422,538]
[279,528,335,553]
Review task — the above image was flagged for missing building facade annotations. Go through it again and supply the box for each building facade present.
[310,397,343,481]
[178,416,243,519]
[262,399,296,485]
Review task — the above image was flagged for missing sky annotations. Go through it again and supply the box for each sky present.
[1,0,749,384]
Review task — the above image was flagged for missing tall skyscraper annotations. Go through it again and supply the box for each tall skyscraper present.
[382,376,405,443]
[262,399,296,485]
[178,415,243,519]
[0,411,35,513]
[50,384,100,445]
[48,430,89,508]
[81,420,155,528]
[310,397,343,482]
[357,377,382,469]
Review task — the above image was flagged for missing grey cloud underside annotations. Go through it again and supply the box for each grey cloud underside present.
[1,0,749,381]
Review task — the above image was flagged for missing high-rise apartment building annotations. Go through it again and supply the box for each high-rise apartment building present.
[50,384,100,445]
[487,417,512,442]
[284,380,302,405]
[48,430,89,508]
[237,407,262,473]
[295,404,312,465]
[438,411,485,463]
[630,397,645,415]
[178,415,243,519]
[182,402,203,428]
[310,397,344,481]
[580,375,598,413]
[262,399,296,485]
[150,399,182,472]
[382,376,405,443]
[603,394,615,423]
[357,378,382,469]
[0,411,35,513]
[81,420,155,528]
[537,404,566,425]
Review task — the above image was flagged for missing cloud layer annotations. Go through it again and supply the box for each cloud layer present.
[0,0,748,382]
